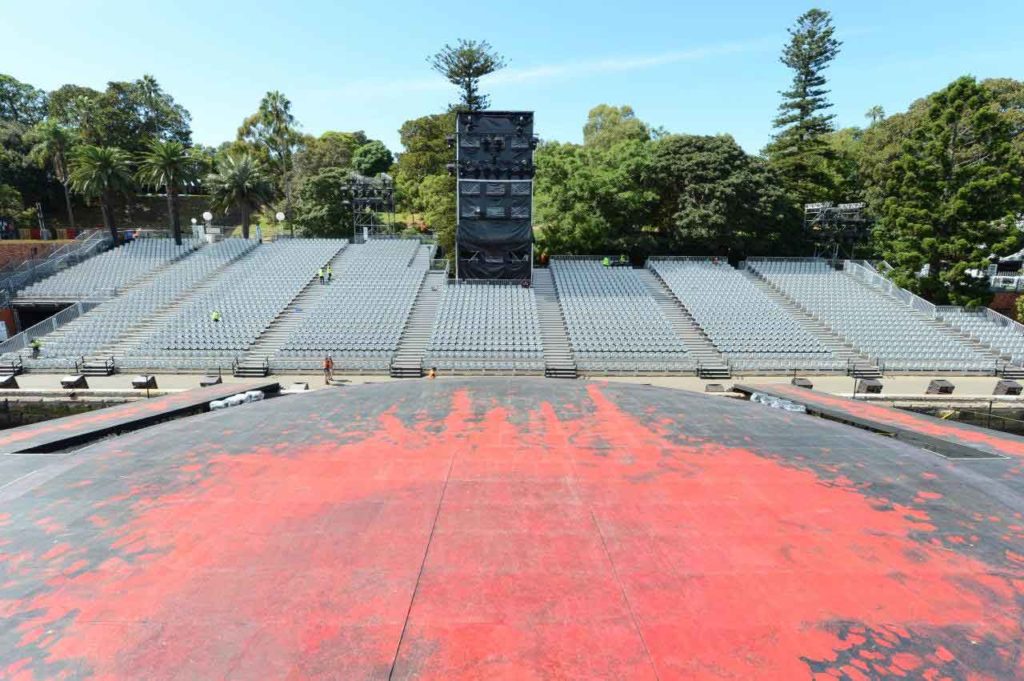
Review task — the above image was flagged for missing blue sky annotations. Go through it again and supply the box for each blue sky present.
[4,0,1023,154]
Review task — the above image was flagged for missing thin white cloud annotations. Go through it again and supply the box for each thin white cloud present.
[485,37,778,86]
[317,37,777,100]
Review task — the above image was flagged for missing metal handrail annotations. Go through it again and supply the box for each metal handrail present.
[843,260,937,317]
[0,300,102,356]
[746,256,830,264]
[647,256,725,263]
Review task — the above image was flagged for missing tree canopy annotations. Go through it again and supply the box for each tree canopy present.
[765,8,842,205]
[352,140,393,177]
[868,77,1024,306]
[429,39,507,111]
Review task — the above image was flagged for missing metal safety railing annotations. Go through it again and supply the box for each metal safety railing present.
[843,260,937,317]
[0,300,103,357]
[0,229,112,300]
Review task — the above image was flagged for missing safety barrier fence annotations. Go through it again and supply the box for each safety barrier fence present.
[843,260,937,317]
[0,300,103,357]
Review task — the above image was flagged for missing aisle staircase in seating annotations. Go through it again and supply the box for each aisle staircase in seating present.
[390,270,446,378]
[840,268,1007,374]
[634,269,731,379]
[740,269,878,370]
[233,244,349,377]
[532,269,577,379]
[80,244,259,374]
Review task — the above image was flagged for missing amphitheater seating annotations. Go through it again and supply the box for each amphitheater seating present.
[18,238,199,300]
[275,239,426,371]
[939,308,1024,365]
[748,260,992,372]
[130,239,345,368]
[551,258,693,372]
[425,282,543,372]
[21,239,256,370]
[650,259,841,371]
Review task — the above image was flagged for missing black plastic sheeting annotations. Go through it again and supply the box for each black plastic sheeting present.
[458,254,532,280]
[457,222,533,249]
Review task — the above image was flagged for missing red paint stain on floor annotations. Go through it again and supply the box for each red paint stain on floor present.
[761,384,1024,458]
[3,382,1023,679]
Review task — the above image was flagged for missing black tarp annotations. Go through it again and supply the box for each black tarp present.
[457,222,533,250]
[458,254,532,280]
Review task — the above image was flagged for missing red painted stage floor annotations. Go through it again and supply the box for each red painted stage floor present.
[2,378,1024,679]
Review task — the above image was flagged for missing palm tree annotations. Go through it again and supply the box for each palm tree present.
[205,153,272,239]
[865,105,886,126]
[26,120,77,231]
[69,145,133,244]
[136,140,197,245]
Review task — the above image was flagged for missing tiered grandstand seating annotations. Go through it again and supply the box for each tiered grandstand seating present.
[748,260,992,372]
[551,258,693,372]
[425,282,543,372]
[22,239,256,370]
[276,239,426,371]
[939,308,1024,365]
[129,240,344,369]
[18,238,198,300]
[650,259,842,372]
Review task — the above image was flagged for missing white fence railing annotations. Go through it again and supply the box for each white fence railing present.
[843,260,937,317]
[0,300,102,356]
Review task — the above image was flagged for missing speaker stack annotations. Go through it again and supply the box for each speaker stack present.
[450,111,537,280]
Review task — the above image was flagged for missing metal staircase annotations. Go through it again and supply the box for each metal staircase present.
[839,269,1009,375]
[232,243,350,377]
[532,269,577,379]
[81,243,260,372]
[635,268,731,379]
[390,270,446,378]
[740,269,875,366]
[743,266,884,378]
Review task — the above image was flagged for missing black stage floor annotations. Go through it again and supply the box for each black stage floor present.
[0,381,279,454]
[736,382,1024,460]
[2,378,1024,679]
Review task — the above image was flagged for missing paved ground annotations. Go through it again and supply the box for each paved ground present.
[603,373,1013,398]
[2,378,1024,679]
[0,373,391,393]
[2,372,1016,399]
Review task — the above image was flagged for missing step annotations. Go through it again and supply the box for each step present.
[739,269,866,363]
[235,243,350,368]
[634,268,727,376]
[390,270,446,378]
[533,269,577,379]
[93,243,263,360]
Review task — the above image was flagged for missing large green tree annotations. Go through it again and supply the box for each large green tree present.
[206,153,273,240]
[293,131,368,178]
[0,74,47,126]
[352,140,393,177]
[765,8,842,205]
[25,120,78,230]
[291,167,355,238]
[645,134,798,257]
[0,74,49,209]
[393,111,457,245]
[52,77,190,151]
[534,138,657,257]
[582,105,652,150]
[429,39,507,111]
[238,92,302,184]
[69,145,133,243]
[136,139,199,245]
[870,77,1024,306]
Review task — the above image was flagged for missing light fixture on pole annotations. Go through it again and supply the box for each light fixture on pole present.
[275,211,289,238]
